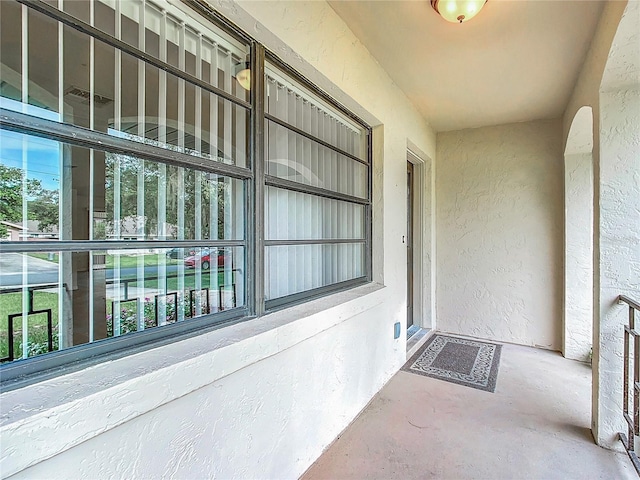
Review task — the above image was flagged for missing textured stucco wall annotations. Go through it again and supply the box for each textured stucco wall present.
[2,1,437,478]
[560,0,626,447]
[562,1,627,150]
[561,0,638,447]
[564,152,594,361]
[8,303,393,480]
[436,119,564,349]
[595,85,640,447]
[420,155,436,329]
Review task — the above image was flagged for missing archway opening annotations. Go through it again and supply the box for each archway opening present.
[563,106,594,363]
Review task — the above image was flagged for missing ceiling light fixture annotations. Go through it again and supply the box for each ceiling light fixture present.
[234,61,251,91]
[431,0,487,24]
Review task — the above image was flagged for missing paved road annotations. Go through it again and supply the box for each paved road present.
[0,253,58,287]
[0,253,184,288]
[0,253,57,275]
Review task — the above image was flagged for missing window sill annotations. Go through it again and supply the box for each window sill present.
[0,282,386,477]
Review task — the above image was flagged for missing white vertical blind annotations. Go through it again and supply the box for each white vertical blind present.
[264,67,367,300]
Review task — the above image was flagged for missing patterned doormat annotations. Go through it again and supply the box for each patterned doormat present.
[402,334,502,392]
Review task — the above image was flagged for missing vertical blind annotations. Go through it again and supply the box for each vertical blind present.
[264,66,368,302]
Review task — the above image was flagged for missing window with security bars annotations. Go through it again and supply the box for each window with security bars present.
[0,0,371,379]
[264,65,369,307]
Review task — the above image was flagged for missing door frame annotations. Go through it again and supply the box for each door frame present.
[407,146,435,333]
[407,160,415,329]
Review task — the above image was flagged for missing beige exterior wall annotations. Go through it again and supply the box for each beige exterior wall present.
[563,151,594,362]
[563,106,594,363]
[596,85,640,448]
[436,119,564,350]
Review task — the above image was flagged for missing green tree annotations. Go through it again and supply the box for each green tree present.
[0,164,55,237]
[104,154,229,240]
[28,188,59,232]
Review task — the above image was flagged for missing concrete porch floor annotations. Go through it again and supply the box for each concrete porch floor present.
[302,342,635,480]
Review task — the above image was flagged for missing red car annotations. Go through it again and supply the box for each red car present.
[184,248,231,270]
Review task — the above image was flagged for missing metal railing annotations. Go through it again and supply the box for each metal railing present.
[0,284,57,363]
[1,270,237,363]
[111,270,238,314]
[619,294,640,475]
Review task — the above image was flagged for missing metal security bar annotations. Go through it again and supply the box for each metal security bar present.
[0,0,372,387]
[619,294,640,476]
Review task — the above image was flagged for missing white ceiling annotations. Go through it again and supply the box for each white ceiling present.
[328,0,605,132]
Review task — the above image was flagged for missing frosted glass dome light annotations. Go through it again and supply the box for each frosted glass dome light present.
[431,0,487,24]
[234,62,251,91]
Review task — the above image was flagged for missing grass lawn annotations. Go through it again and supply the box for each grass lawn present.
[106,253,181,269]
[139,270,231,291]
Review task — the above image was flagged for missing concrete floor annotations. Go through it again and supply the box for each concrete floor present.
[302,342,635,480]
